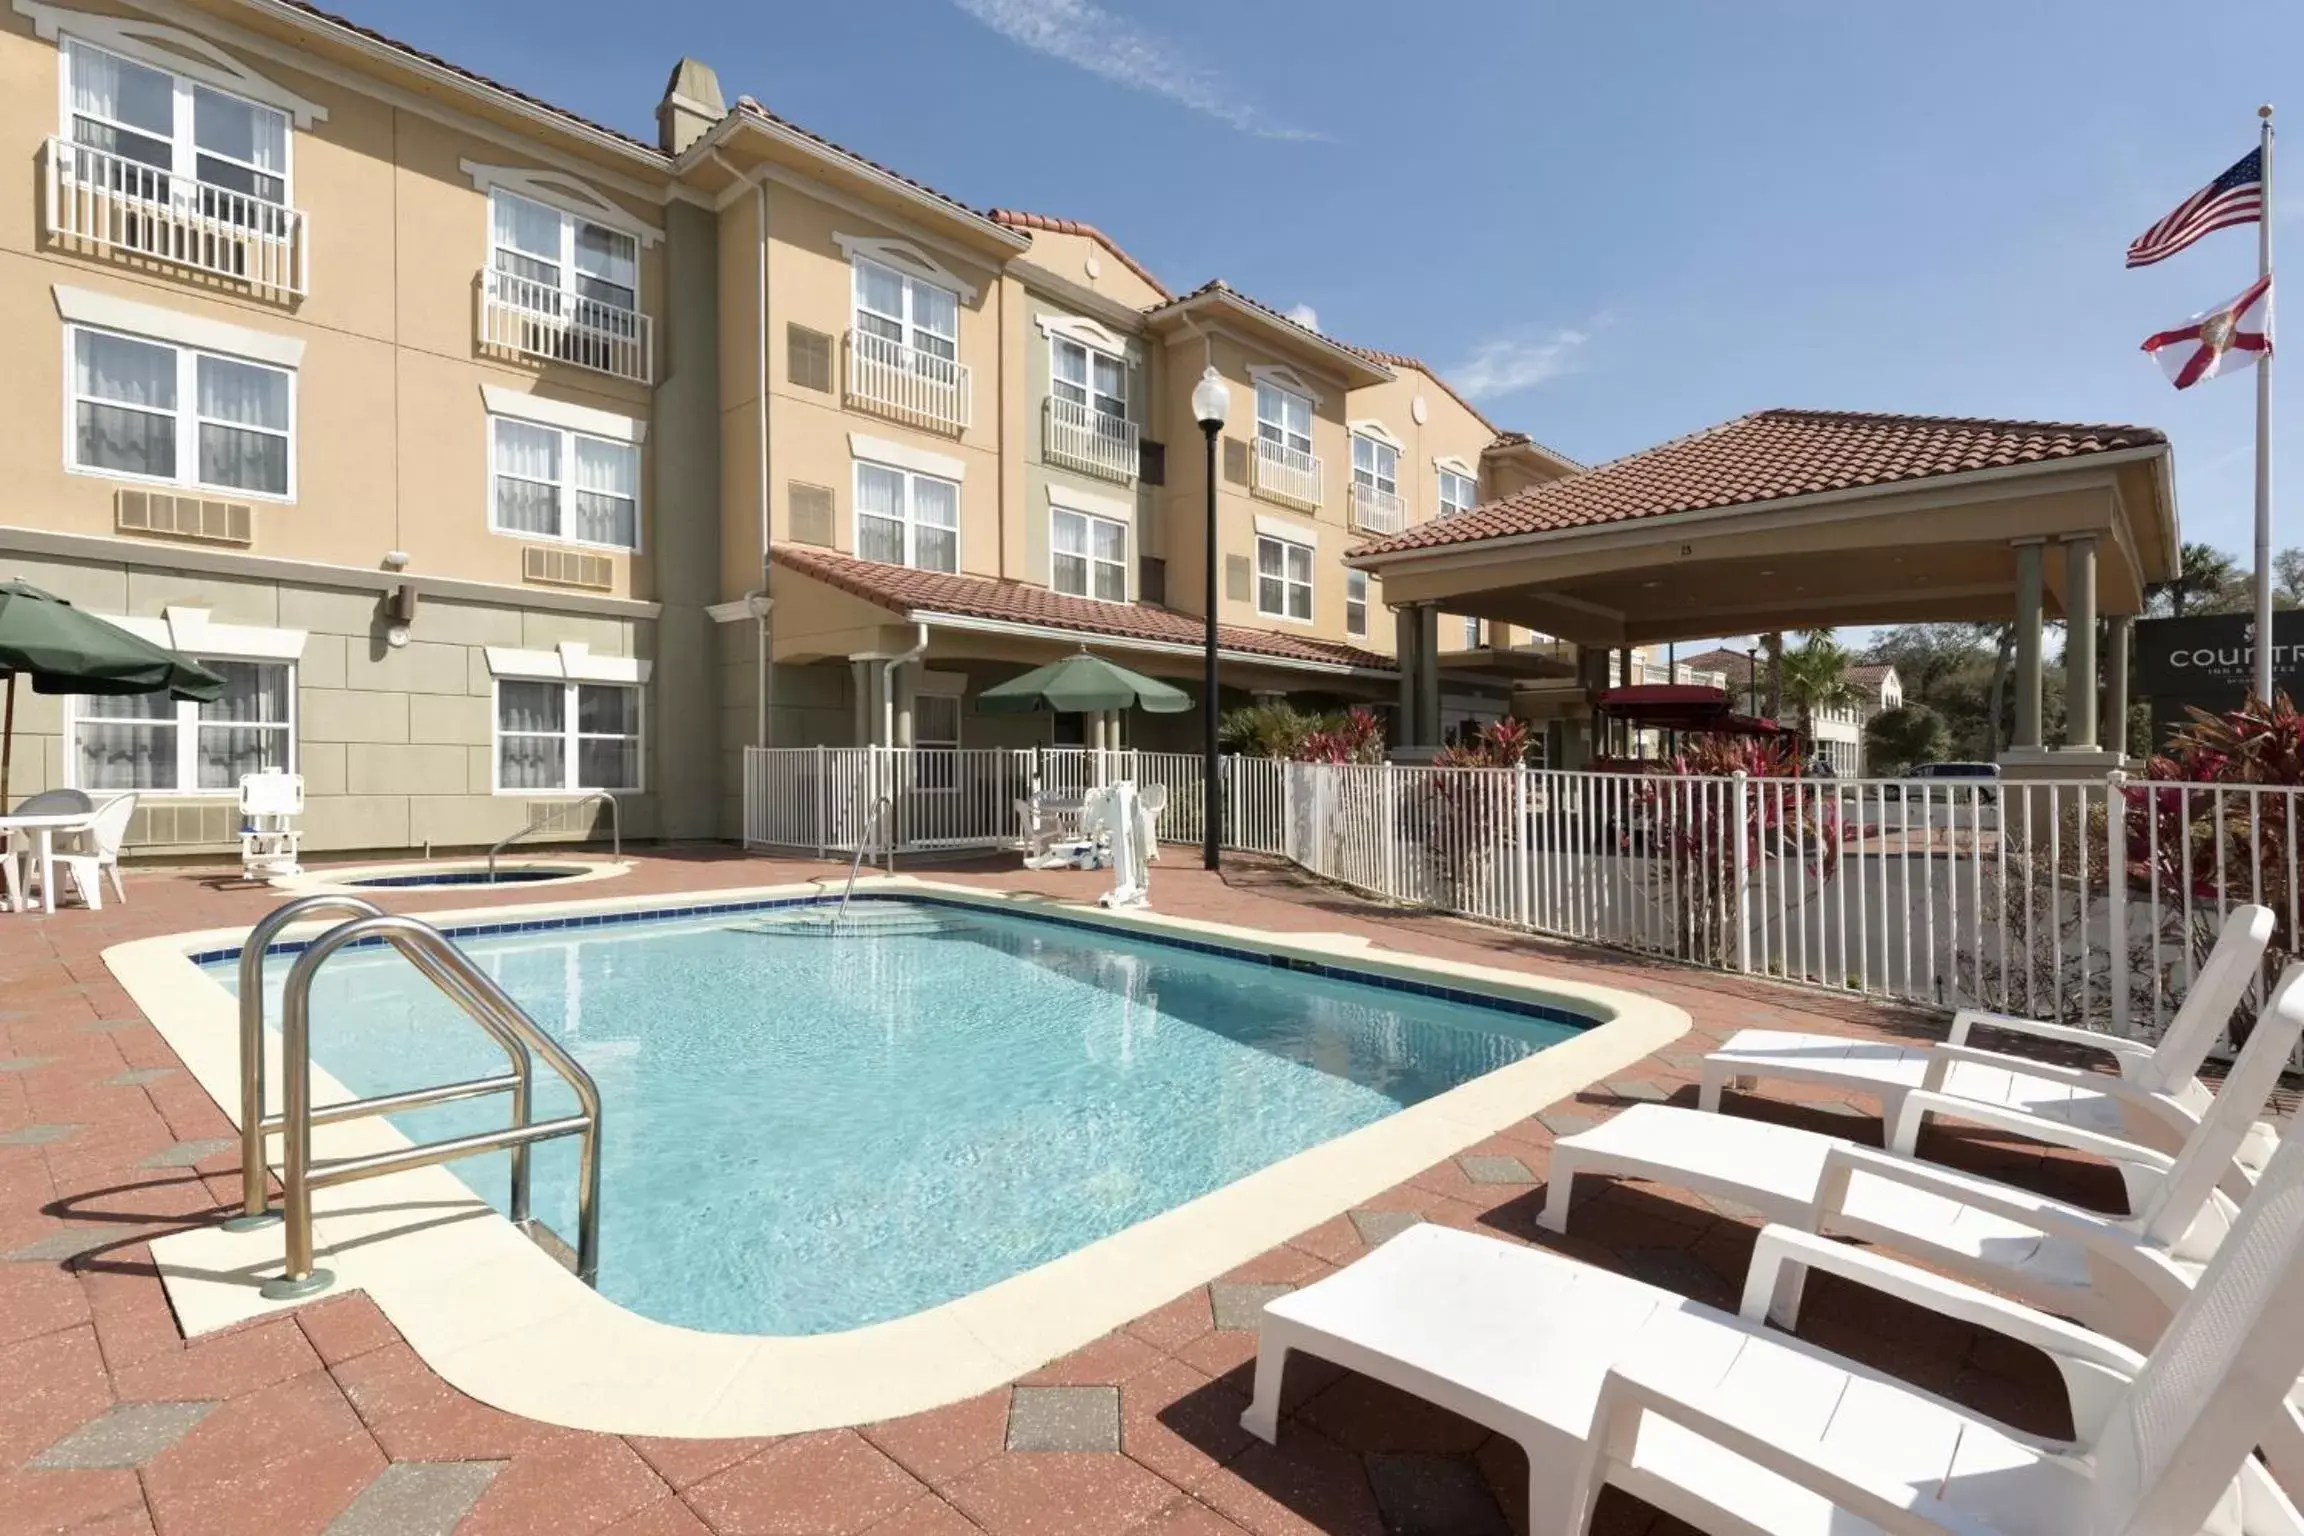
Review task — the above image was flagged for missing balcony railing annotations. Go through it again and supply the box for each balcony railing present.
[1250,438,1322,511]
[1044,397,1137,483]
[845,330,971,435]
[1348,480,1406,535]
[44,137,306,300]
[481,268,653,385]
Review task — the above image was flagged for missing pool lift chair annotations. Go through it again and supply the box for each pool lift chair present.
[238,769,304,880]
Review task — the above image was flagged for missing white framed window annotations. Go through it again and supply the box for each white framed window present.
[855,460,959,572]
[1438,467,1478,517]
[490,190,638,315]
[1256,534,1314,622]
[493,678,642,793]
[68,658,293,794]
[1254,380,1313,456]
[68,326,293,498]
[62,37,290,208]
[489,415,640,551]
[1351,433,1398,498]
[1051,336,1126,424]
[1345,570,1368,637]
[854,256,958,362]
[914,691,961,790]
[1052,506,1127,602]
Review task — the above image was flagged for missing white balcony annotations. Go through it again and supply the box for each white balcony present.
[846,330,971,435]
[1043,397,1137,483]
[45,136,306,300]
[1251,438,1322,511]
[1348,480,1406,535]
[481,268,653,385]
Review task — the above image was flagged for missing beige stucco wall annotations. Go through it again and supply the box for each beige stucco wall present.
[1,550,657,854]
[1006,227,1168,313]
[0,3,666,601]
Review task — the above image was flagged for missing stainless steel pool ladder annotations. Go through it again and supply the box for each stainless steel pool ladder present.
[833,793,895,924]
[226,895,603,1300]
[487,790,621,878]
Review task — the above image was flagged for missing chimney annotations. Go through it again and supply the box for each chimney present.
[656,57,725,154]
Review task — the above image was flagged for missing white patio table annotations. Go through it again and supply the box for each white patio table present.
[0,810,99,915]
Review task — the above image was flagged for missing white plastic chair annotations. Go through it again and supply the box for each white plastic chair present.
[54,792,134,910]
[1243,1120,2304,1534]
[237,770,305,879]
[1538,963,2304,1354]
[1699,905,2279,1183]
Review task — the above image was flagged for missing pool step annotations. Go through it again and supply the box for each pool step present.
[727,906,971,939]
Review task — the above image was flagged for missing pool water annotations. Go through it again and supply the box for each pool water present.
[340,868,580,888]
[218,899,1591,1335]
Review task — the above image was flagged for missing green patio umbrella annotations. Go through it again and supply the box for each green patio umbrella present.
[976,649,1193,716]
[0,579,227,806]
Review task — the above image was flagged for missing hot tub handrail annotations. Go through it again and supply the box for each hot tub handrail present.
[488,791,620,879]
[260,912,603,1302]
[228,896,539,1232]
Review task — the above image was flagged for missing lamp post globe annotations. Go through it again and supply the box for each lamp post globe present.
[1193,367,1230,872]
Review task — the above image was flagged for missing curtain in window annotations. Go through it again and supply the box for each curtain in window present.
[572,438,638,547]
[68,41,173,166]
[1257,538,1285,614]
[574,224,637,311]
[1091,516,1126,601]
[497,680,564,789]
[1091,353,1127,418]
[576,684,639,789]
[911,477,958,572]
[75,689,177,791]
[856,463,907,565]
[196,356,289,495]
[195,660,290,788]
[75,331,176,479]
[1052,509,1086,596]
[493,420,561,535]
[492,192,562,290]
[911,282,958,358]
[855,261,906,346]
[191,85,286,202]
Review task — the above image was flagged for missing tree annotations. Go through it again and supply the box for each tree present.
[1863,703,1949,773]
[2148,542,2246,617]
[1777,630,1864,749]
[2277,547,2304,609]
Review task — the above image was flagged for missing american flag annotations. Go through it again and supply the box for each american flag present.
[2127,148,2264,267]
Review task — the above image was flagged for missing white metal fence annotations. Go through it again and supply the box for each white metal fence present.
[481,268,653,384]
[46,136,306,299]
[845,330,971,434]
[741,748,2298,1049]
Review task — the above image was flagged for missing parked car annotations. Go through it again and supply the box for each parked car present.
[1882,760,2000,802]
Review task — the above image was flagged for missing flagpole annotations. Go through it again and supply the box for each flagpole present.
[2256,103,2277,703]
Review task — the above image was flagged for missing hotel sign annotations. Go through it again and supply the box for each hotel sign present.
[2133,612,2304,733]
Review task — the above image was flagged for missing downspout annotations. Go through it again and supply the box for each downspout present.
[883,622,930,746]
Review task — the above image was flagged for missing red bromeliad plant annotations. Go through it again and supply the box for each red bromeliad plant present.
[1633,731,1847,970]
[1296,706,1388,765]
[2127,692,2304,981]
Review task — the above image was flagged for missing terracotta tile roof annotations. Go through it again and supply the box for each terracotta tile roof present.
[1483,429,1586,472]
[1846,663,1897,690]
[986,209,1171,299]
[1679,647,1756,683]
[1351,408,2169,560]
[772,546,1395,672]
[1147,282,1393,383]
[734,100,1018,236]
[1340,345,1500,435]
[271,1,660,153]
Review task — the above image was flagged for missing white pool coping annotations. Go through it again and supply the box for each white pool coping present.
[110,876,1688,1438]
[268,856,631,895]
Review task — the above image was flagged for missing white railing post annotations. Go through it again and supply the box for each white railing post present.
[2108,770,2131,1038]
[1513,765,1531,928]
[1731,769,1752,974]
[813,743,829,860]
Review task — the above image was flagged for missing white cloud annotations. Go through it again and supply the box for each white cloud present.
[1284,303,1320,332]
[1449,326,1594,400]
[953,0,1321,141]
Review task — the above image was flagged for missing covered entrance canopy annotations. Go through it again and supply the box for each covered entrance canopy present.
[1349,408,2181,769]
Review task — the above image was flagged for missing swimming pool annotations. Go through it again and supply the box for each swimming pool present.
[217,895,1596,1335]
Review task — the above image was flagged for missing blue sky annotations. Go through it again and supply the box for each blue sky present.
[346,0,2301,600]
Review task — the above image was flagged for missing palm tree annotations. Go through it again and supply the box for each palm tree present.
[1778,629,1865,762]
[2149,543,2244,618]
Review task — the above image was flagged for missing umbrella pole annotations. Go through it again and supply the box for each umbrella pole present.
[0,671,13,809]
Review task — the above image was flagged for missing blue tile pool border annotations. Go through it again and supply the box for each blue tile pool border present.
[188,892,1601,1030]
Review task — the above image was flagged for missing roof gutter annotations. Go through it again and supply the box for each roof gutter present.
[698,112,1030,253]
[1347,442,2177,574]
[909,610,1397,681]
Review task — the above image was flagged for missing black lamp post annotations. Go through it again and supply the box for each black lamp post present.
[1192,366,1231,871]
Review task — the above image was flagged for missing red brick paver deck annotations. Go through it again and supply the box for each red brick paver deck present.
[0,849,2120,1535]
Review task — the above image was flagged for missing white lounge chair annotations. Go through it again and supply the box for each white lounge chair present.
[55,792,135,910]
[1701,903,2278,1181]
[1539,963,2304,1355]
[1245,1121,2304,1534]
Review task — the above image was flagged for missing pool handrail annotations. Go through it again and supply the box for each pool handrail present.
[227,895,540,1233]
[834,793,895,924]
[488,790,620,879]
[251,911,604,1302]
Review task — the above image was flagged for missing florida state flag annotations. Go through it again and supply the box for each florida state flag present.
[2142,273,2274,389]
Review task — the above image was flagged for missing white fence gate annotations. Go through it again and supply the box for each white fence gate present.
[742,748,2298,1048]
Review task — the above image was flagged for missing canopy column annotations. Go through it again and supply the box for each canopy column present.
[2011,540,2046,752]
